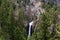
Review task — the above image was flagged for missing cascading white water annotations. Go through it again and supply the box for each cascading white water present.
[27,21,34,39]
[26,0,45,40]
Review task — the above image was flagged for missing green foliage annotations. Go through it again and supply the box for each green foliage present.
[0,0,27,40]
[0,0,60,40]
[30,4,59,40]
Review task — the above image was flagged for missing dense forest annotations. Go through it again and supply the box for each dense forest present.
[0,0,60,40]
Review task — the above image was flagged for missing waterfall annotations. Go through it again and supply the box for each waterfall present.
[27,21,34,39]
[25,0,45,40]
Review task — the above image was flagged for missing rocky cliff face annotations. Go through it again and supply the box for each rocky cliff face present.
[24,0,45,27]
